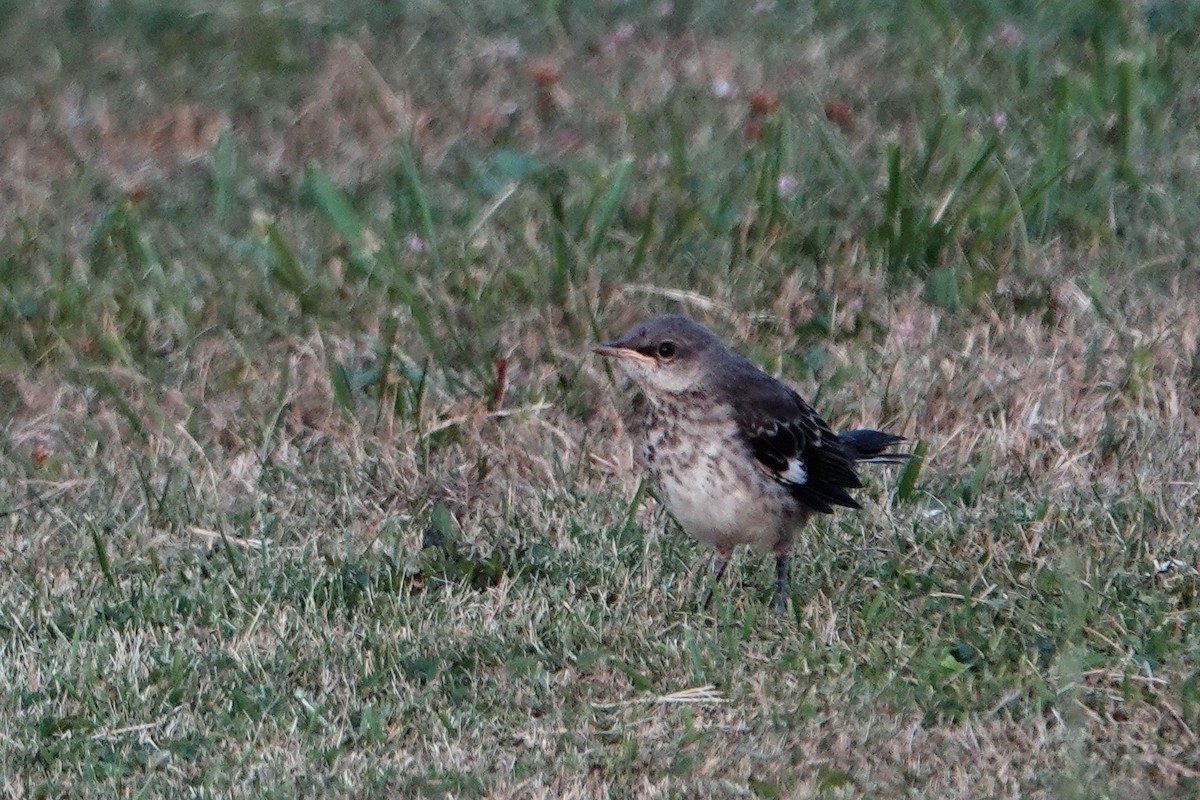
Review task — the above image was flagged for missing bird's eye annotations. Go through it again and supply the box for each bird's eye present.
[657,341,677,359]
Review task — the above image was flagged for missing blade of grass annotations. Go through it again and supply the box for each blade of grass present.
[961,444,992,506]
[263,222,316,316]
[618,479,649,543]
[1114,53,1138,186]
[630,194,657,274]
[87,201,125,273]
[546,184,571,302]
[916,114,949,185]
[89,371,147,441]
[397,142,442,273]
[90,525,116,588]
[256,353,291,470]
[213,125,237,223]
[374,314,400,428]
[323,332,355,417]
[220,531,245,580]
[465,182,518,242]
[667,100,689,188]
[306,166,372,277]
[939,136,1002,230]
[753,120,784,230]
[881,144,903,268]
[815,122,867,197]
[384,277,446,388]
[118,204,158,274]
[586,155,634,258]
[895,439,928,503]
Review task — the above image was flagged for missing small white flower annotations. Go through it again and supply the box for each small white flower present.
[612,23,635,45]
[776,174,799,199]
[996,22,1022,48]
[711,79,734,99]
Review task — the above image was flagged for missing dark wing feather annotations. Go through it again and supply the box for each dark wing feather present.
[838,429,910,463]
[721,361,865,514]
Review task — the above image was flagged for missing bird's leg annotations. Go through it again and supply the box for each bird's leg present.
[701,547,732,610]
[773,552,790,616]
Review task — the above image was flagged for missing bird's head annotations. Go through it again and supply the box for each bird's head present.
[593,315,722,394]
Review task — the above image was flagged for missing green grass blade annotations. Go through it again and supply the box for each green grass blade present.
[961,444,992,507]
[586,155,634,258]
[397,143,442,273]
[90,371,146,440]
[87,202,125,269]
[213,125,237,222]
[957,135,1001,191]
[895,438,928,503]
[90,526,116,588]
[263,222,316,316]
[815,122,867,197]
[546,187,571,301]
[220,531,245,580]
[881,144,903,265]
[305,166,371,277]
[630,193,657,273]
[753,120,784,228]
[611,659,654,692]
[256,354,291,471]
[374,314,400,427]
[916,114,948,185]
[618,479,649,542]
[118,206,157,273]
[924,267,960,312]
[323,332,355,417]
[1115,54,1137,186]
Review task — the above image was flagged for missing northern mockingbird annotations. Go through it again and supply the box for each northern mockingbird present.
[594,314,909,615]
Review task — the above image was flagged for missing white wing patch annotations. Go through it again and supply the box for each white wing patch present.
[779,457,808,485]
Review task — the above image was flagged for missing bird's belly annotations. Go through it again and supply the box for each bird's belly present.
[650,444,789,554]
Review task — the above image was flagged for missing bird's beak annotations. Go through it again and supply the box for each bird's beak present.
[592,343,656,366]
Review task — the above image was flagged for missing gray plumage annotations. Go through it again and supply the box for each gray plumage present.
[594,314,909,615]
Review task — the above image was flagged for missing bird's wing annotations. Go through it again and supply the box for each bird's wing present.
[728,372,864,514]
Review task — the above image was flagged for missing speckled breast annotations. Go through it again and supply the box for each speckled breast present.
[638,391,794,553]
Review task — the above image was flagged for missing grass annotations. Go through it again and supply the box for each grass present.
[2,0,1200,796]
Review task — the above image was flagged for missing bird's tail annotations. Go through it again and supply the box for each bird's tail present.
[838,429,911,465]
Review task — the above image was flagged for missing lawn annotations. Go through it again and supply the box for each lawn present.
[2,0,1199,797]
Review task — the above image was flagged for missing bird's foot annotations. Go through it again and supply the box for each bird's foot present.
[773,552,790,617]
[772,590,788,617]
[701,549,731,611]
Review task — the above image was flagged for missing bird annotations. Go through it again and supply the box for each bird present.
[593,314,909,616]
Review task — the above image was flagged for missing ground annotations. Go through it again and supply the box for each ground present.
[2,1,1199,797]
